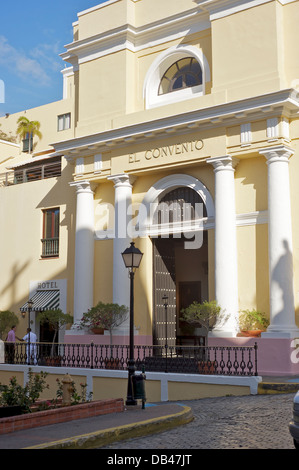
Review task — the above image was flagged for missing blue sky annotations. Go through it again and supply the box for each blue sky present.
[0,1,105,116]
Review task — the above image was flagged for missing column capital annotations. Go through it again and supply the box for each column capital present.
[69,180,97,194]
[206,155,239,172]
[259,145,294,164]
[107,173,136,188]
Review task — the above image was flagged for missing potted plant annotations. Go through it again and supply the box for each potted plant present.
[77,302,128,368]
[37,309,73,364]
[181,300,221,373]
[181,300,221,341]
[238,309,269,337]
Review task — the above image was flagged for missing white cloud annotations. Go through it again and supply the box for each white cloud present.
[0,35,58,86]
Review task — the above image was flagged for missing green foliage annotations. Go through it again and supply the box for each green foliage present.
[0,371,93,414]
[16,116,42,153]
[0,369,49,413]
[55,378,93,406]
[181,300,221,333]
[0,310,19,340]
[37,309,73,344]
[239,309,269,331]
[77,302,128,341]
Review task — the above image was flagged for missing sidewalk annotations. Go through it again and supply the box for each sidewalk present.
[1,375,299,450]
[0,402,193,450]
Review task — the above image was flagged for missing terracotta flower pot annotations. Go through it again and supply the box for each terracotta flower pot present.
[91,327,104,335]
[239,329,263,337]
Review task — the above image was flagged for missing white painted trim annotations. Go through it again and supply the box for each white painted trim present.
[143,45,210,109]
[77,0,121,17]
[240,123,252,146]
[61,9,210,67]
[236,210,268,226]
[136,174,215,237]
[0,364,262,399]
[0,139,19,148]
[52,89,299,156]
[193,0,296,21]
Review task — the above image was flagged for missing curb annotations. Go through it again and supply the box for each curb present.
[258,382,299,395]
[24,405,194,450]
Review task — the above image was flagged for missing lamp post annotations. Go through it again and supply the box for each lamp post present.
[162,294,168,372]
[122,241,143,406]
[27,299,33,365]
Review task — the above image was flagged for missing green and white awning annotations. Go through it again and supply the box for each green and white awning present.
[20,290,60,312]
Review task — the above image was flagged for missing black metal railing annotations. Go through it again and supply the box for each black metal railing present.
[41,237,59,257]
[3,342,258,376]
[0,160,61,187]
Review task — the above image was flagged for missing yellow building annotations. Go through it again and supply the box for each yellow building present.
[1,0,299,374]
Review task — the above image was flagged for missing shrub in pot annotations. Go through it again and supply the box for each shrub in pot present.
[238,309,269,337]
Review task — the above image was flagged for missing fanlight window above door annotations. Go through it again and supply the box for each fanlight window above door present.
[153,187,207,227]
[159,57,203,96]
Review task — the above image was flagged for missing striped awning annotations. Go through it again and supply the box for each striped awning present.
[20,290,60,312]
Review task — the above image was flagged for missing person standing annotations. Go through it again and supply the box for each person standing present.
[22,328,37,365]
[5,326,22,364]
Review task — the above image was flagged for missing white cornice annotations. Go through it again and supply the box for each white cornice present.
[61,7,209,66]
[51,89,299,158]
[0,139,19,148]
[193,0,298,20]
[77,0,121,18]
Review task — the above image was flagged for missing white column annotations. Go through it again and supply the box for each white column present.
[207,155,239,336]
[259,145,299,337]
[107,174,133,319]
[69,181,95,326]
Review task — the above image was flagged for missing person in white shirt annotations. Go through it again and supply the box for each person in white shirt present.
[22,328,37,365]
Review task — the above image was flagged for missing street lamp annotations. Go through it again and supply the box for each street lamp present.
[122,242,143,406]
[27,299,33,365]
[162,294,168,372]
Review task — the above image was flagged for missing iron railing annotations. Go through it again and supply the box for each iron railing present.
[0,160,61,187]
[41,237,59,257]
[3,342,258,376]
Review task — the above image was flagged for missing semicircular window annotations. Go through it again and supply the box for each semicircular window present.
[159,57,203,96]
[153,187,207,227]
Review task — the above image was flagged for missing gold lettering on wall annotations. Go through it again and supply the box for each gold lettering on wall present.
[128,139,204,164]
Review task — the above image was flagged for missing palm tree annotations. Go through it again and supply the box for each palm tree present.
[16,116,42,154]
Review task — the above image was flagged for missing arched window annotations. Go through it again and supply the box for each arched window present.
[159,58,202,96]
[143,45,210,109]
[153,187,207,227]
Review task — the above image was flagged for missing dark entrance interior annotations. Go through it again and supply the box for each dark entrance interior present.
[153,232,208,347]
[39,321,57,343]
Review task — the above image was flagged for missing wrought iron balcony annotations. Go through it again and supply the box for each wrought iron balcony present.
[5,341,258,376]
[0,160,61,186]
[41,237,59,258]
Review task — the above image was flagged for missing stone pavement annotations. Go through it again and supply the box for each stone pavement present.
[104,393,296,450]
[0,375,299,450]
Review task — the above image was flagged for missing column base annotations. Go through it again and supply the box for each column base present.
[261,328,299,339]
[209,330,237,338]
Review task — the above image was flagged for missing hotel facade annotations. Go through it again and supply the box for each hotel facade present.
[1,0,299,375]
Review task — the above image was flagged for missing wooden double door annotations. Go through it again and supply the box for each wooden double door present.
[153,237,203,346]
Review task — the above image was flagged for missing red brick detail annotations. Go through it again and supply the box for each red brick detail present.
[0,399,124,435]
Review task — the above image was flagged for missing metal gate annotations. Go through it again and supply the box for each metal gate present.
[152,187,206,346]
[153,238,177,346]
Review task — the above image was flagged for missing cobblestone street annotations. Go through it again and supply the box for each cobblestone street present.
[104,393,296,450]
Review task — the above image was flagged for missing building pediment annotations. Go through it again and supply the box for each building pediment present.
[52,88,299,159]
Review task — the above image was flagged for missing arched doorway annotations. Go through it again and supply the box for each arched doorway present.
[152,186,209,347]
